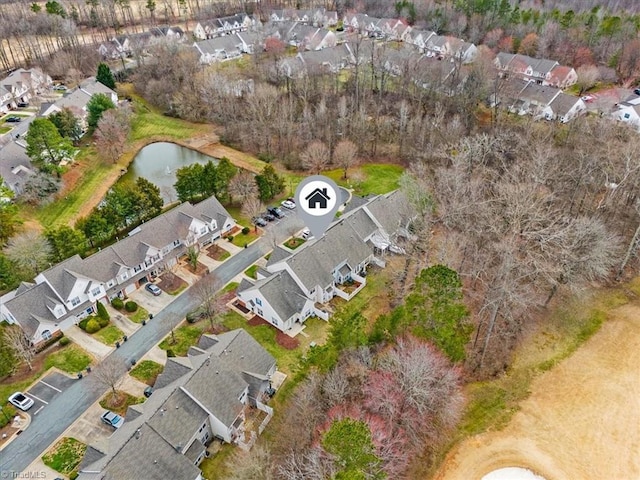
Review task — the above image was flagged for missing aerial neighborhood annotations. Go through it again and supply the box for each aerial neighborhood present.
[0,2,638,480]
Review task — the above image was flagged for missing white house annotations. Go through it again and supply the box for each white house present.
[612,94,640,129]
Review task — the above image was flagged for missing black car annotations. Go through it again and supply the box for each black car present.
[268,207,285,219]
[5,116,21,122]
[253,216,268,227]
[263,212,276,222]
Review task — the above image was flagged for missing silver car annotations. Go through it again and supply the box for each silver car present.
[8,392,34,411]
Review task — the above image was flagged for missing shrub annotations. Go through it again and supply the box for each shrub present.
[166,349,176,358]
[227,235,234,242]
[97,302,109,321]
[59,336,71,346]
[78,318,89,331]
[69,471,79,480]
[242,226,250,235]
[111,298,124,309]
[97,316,110,328]
[124,301,138,312]
[85,319,101,334]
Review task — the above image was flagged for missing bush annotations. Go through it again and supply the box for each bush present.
[124,301,138,312]
[59,336,71,346]
[166,349,175,358]
[78,318,89,331]
[111,298,124,309]
[69,471,79,480]
[97,316,110,328]
[227,235,234,242]
[242,226,250,235]
[97,302,109,321]
[85,319,101,334]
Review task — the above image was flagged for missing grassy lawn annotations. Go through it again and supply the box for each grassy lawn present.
[127,306,150,323]
[0,126,11,134]
[129,360,163,386]
[323,164,404,196]
[199,443,234,480]
[44,344,92,374]
[221,281,239,294]
[244,265,258,279]
[158,324,205,356]
[99,390,145,416]
[42,437,87,476]
[284,237,305,249]
[230,228,260,247]
[94,324,125,346]
[35,149,113,227]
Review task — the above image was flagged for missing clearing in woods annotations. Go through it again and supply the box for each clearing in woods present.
[433,300,640,480]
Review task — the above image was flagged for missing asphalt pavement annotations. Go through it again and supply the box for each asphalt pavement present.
[0,212,303,477]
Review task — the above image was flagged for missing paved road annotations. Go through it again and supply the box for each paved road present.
[0,213,303,477]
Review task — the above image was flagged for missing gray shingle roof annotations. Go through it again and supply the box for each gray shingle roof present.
[518,81,561,106]
[245,270,308,322]
[195,35,242,55]
[154,357,193,389]
[78,445,106,471]
[549,92,581,116]
[103,424,201,480]
[147,388,208,450]
[183,355,247,426]
[265,246,291,267]
[3,282,60,336]
[364,190,411,237]
[209,329,276,379]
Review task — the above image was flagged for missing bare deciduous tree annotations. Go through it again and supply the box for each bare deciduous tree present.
[94,106,132,163]
[228,171,258,205]
[3,326,35,371]
[242,197,265,233]
[225,445,274,480]
[333,139,359,179]
[300,141,330,174]
[575,64,600,94]
[5,231,53,277]
[91,356,127,400]
[192,274,226,331]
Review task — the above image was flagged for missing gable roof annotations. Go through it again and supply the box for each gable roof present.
[102,424,201,480]
[549,92,583,116]
[154,357,193,389]
[517,81,561,106]
[242,270,309,321]
[265,246,291,267]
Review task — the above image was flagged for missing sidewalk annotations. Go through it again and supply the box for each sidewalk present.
[64,326,113,361]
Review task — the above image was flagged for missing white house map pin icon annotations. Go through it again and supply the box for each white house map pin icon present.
[295,175,341,239]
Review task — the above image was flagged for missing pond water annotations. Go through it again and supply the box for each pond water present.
[119,142,217,203]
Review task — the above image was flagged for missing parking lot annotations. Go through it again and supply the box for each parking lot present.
[25,372,76,416]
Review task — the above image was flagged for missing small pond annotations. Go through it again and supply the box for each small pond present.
[119,142,218,203]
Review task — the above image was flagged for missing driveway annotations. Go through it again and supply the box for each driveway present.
[64,326,112,361]
[127,286,176,315]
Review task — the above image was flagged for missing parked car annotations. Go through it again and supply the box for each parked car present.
[53,84,67,91]
[301,228,313,240]
[268,207,285,218]
[253,216,268,227]
[143,386,153,398]
[16,102,29,108]
[263,212,276,222]
[5,116,21,123]
[145,283,162,296]
[8,392,34,411]
[101,410,124,429]
[281,199,296,209]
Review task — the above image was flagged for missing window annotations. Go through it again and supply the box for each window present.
[107,280,115,288]
[200,227,208,234]
[255,298,262,306]
[90,287,101,297]
[173,239,180,246]
[272,318,278,326]
[624,113,631,119]
[134,265,142,273]
[70,297,81,307]
[257,308,263,316]
[42,330,52,340]
[120,272,128,281]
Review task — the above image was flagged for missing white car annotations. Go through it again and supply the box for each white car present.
[301,228,313,240]
[8,392,34,411]
[281,199,296,209]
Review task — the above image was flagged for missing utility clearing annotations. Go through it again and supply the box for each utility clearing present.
[434,302,640,480]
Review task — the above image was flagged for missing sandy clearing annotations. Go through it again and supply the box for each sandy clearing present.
[434,302,640,480]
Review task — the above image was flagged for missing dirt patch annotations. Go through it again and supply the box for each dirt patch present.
[157,272,187,294]
[183,260,209,276]
[247,315,266,327]
[206,244,230,261]
[434,302,640,480]
[276,331,299,350]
